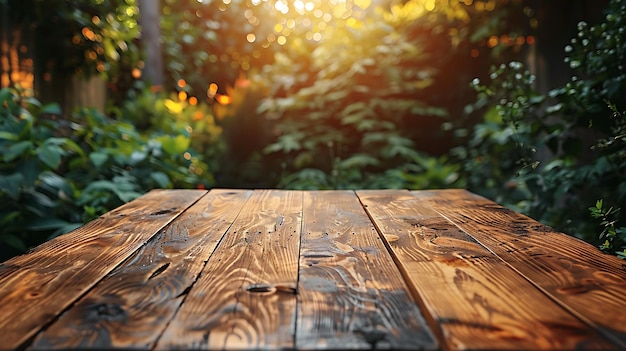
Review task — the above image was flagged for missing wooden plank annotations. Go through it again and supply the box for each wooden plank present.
[413,189,626,347]
[357,189,615,350]
[297,191,437,350]
[156,189,303,350]
[28,189,251,349]
[0,189,205,350]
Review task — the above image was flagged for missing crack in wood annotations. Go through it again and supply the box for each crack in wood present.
[150,208,176,216]
[148,262,170,280]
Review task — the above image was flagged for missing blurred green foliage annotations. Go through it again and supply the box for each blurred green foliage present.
[0,87,219,261]
[2,0,624,261]
[253,1,460,189]
[457,0,626,255]
[160,0,275,97]
[2,0,140,81]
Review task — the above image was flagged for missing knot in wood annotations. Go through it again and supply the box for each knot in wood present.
[86,303,127,321]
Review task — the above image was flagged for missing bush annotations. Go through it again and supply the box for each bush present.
[253,1,466,190]
[0,87,219,261]
[457,0,626,256]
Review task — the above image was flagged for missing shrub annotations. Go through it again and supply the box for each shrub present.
[458,0,626,256]
[0,87,218,261]
[254,1,465,190]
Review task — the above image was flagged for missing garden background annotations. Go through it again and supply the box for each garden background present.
[1,0,624,262]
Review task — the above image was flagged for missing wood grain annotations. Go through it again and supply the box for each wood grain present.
[0,189,205,350]
[297,190,437,350]
[357,189,614,350]
[156,189,303,350]
[413,189,626,347]
[28,189,251,349]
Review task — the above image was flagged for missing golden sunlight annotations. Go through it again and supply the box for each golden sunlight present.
[240,0,373,49]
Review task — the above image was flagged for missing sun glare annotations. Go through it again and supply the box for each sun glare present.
[238,0,370,48]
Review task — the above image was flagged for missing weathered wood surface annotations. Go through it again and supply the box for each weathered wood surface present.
[29,189,251,349]
[0,188,624,350]
[357,189,614,350]
[0,189,205,350]
[413,189,626,347]
[156,189,303,350]
[297,190,436,350]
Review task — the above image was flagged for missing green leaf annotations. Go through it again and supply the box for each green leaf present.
[26,217,72,231]
[267,134,302,154]
[0,131,19,141]
[325,90,350,101]
[2,234,27,251]
[17,157,40,186]
[0,173,24,199]
[341,110,370,125]
[39,171,73,200]
[484,106,503,123]
[158,135,190,155]
[37,143,64,169]
[0,87,13,102]
[362,132,390,145]
[41,103,62,115]
[89,151,109,168]
[61,138,86,158]
[339,154,380,169]
[340,102,368,118]
[356,119,376,131]
[4,140,33,162]
[0,210,20,227]
[294,152,313,169]
[82,180,142,203]
[150,172,171,188]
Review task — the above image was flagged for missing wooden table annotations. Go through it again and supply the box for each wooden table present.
[1,189,625,350]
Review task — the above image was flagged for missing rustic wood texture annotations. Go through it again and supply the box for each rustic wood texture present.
[156,189,303,350]
[297,191,437,350]
[29,189,251,350]
[413,189,626,347]
[0,189,205,350]
[357,189,615,350]
[2,188,625,350]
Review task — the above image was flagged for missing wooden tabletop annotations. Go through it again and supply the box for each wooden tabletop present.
[1,189,625,350]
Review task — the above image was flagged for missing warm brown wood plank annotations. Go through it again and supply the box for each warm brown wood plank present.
[413,189,626,347]
[156,189,303,350]
[0,189,205,350]
[28,189,251,350]
[357,189,615,350]
[297,191,437,350]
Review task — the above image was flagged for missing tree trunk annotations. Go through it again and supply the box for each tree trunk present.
[137,0,164,88]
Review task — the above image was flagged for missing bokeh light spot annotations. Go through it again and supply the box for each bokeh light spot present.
[82,27,96,41]
[217,94,232,105]
[208,83,218,98]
